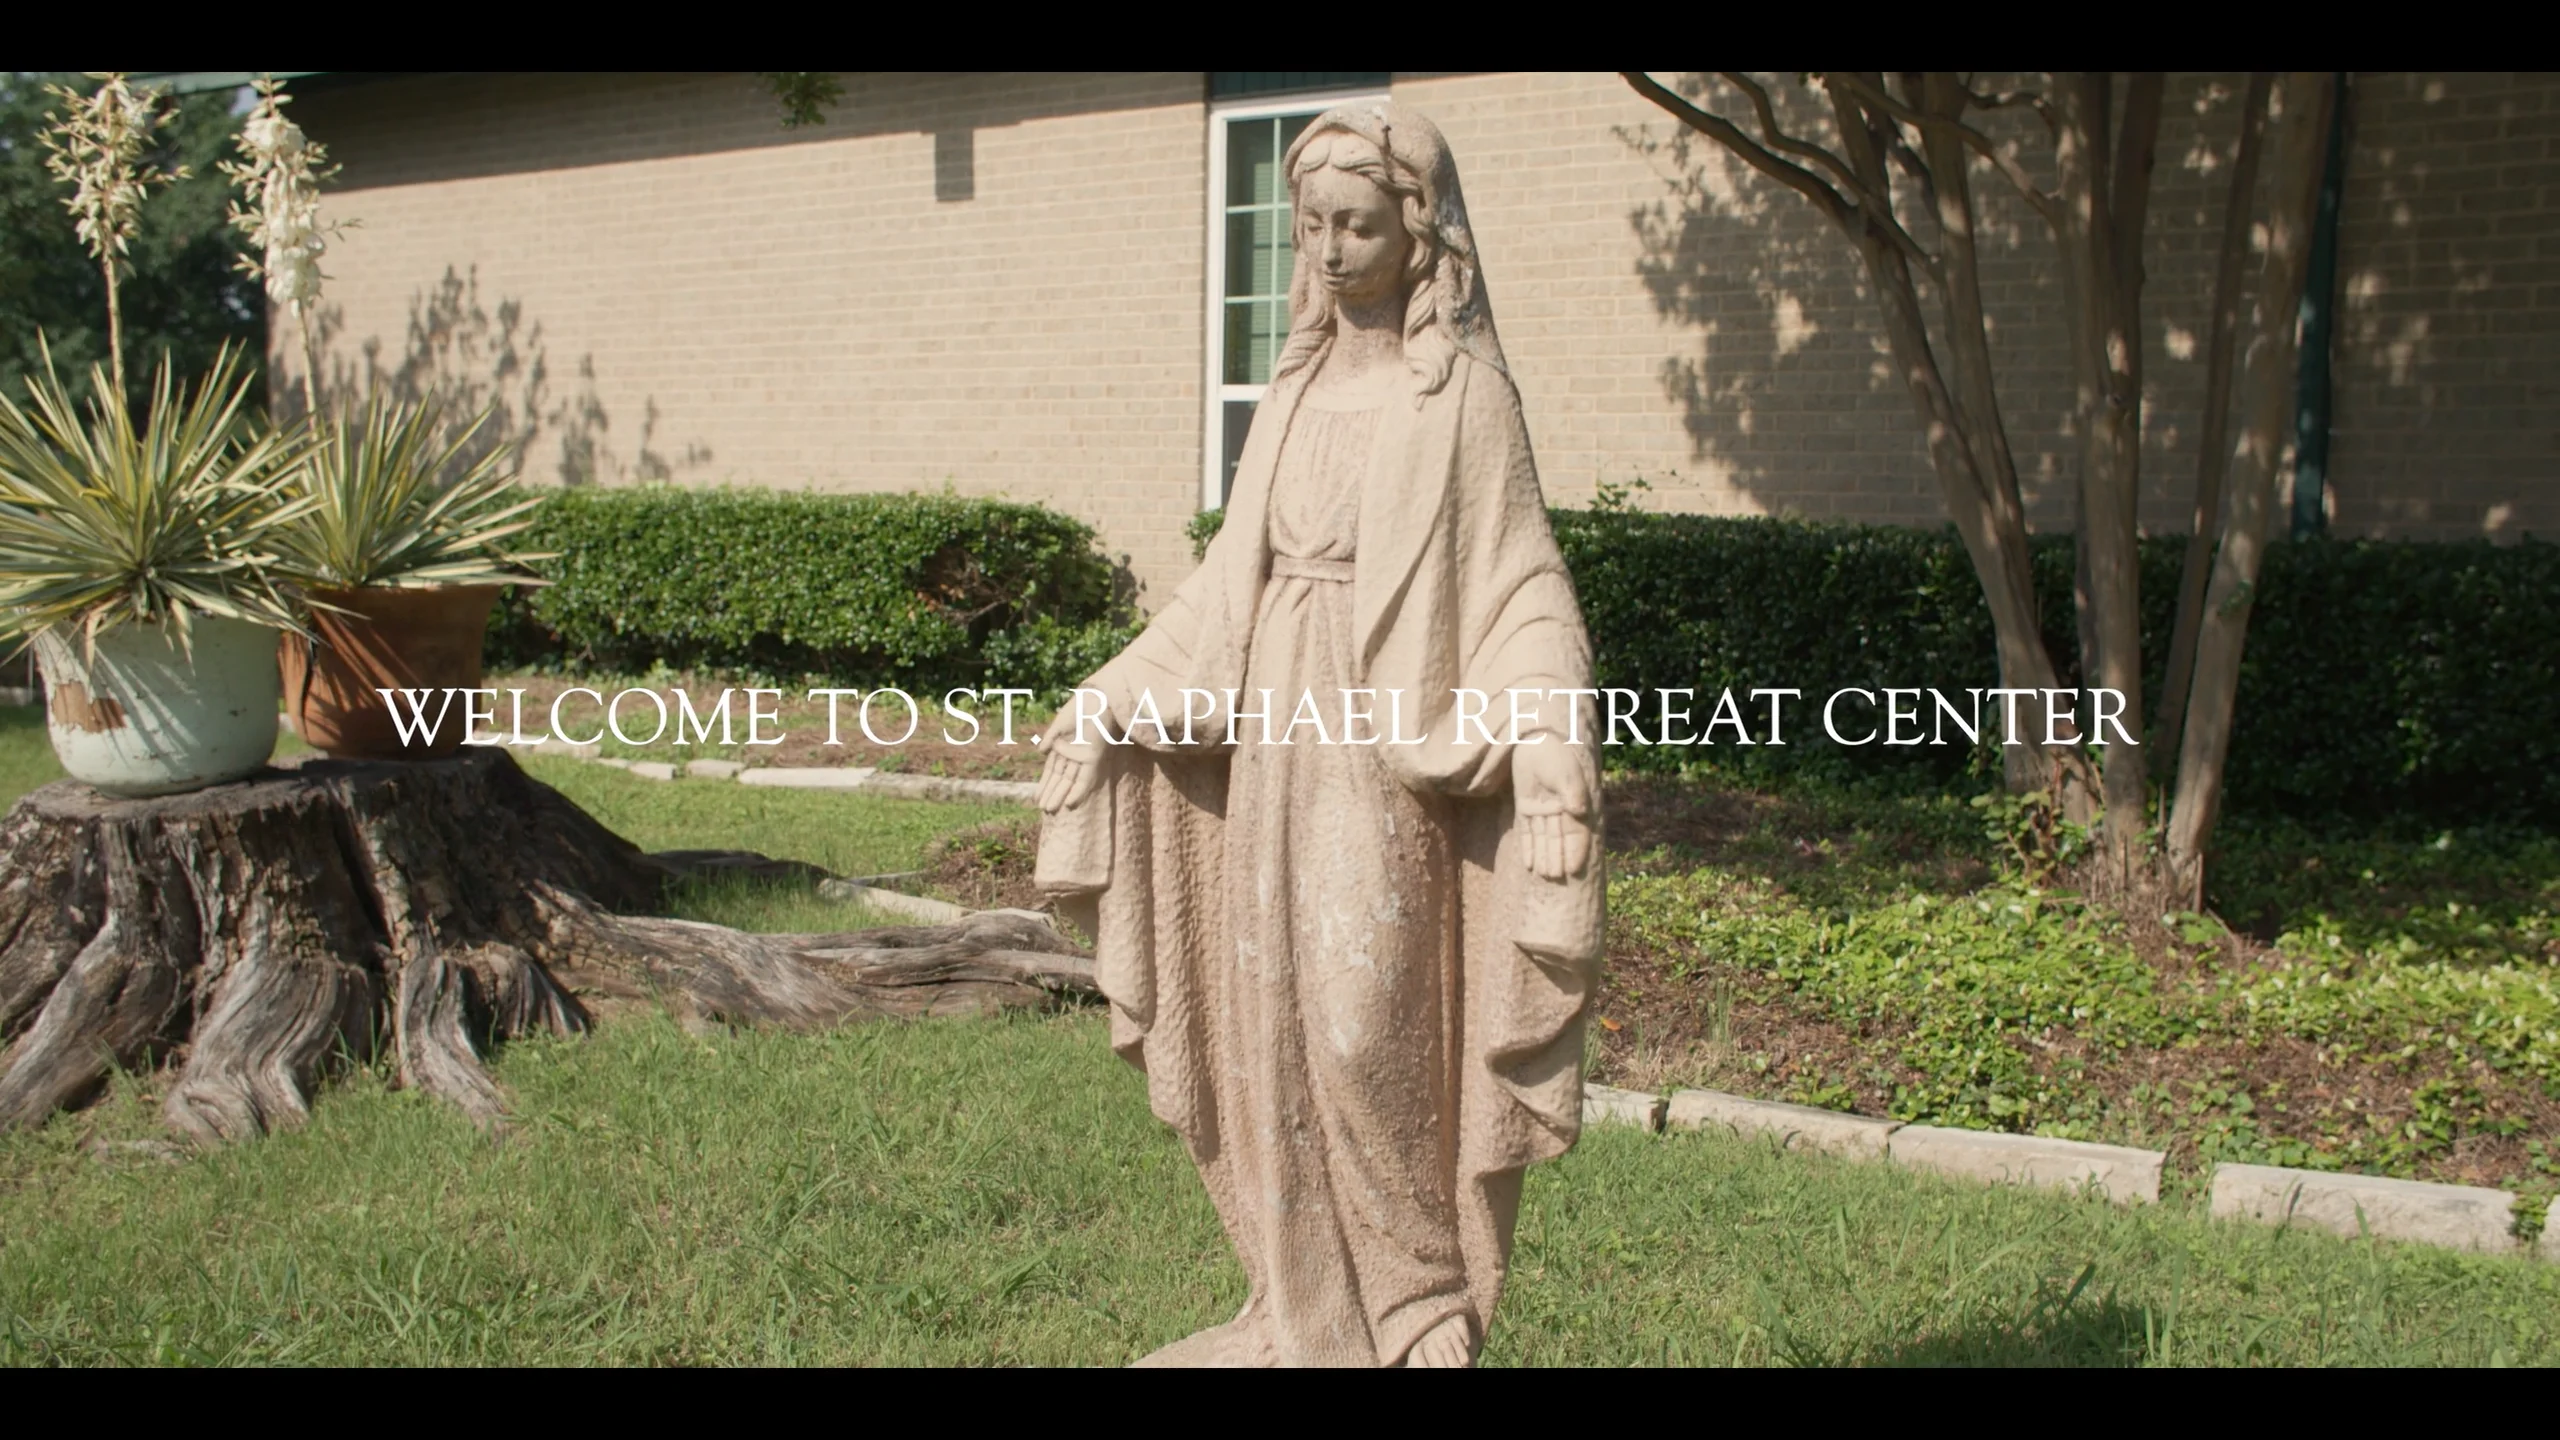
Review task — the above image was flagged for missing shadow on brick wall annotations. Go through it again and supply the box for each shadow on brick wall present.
[1619,73,2558,543]
[1614,76,2102,531]
[302,265,711,488]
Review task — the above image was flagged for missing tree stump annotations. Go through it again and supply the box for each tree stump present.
[0,748,1093,1144]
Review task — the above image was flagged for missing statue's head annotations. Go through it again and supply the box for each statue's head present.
[1276,102,1505,396]
[1292,128,1426,314]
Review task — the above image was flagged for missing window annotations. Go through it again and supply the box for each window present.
[1203,80,1390,509]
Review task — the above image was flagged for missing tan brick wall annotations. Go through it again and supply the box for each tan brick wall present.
[1404,71,2558,542]
[295,72,1210,603]
[2330,73,2560,538]
[292,71,2557,615]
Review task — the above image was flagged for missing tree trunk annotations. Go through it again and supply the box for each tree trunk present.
[0,748,1093,1143]
[1821,75,2074,793]
[1623,70,2094,798]
[2156,73,2274,768]
[1910,73,2067,794]
[2053,73,2162,891]
[2162,72,2339,904]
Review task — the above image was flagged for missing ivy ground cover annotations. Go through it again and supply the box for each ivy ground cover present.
[1591,770,2560,1214]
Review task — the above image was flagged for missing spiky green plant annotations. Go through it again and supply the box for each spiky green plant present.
[272,393,550,590]
[0,340,307,654]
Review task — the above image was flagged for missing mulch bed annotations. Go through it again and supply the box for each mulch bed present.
[1586,775,2560,1194]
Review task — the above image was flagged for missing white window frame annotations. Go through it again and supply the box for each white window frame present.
[1202,84,1393,511]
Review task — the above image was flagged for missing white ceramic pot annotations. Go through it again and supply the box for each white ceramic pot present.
[33,614,281,797]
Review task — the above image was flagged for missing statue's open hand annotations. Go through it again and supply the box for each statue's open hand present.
[1036,711,1105,814]
[1511,735,1594,881]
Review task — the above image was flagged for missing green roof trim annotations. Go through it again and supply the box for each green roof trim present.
[1209,73,1390,101]
[133,71,326,95]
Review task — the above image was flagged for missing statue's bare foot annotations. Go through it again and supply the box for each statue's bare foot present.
[1402,1313,1474,1368]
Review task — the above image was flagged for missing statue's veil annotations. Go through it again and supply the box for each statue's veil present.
[1274,102,1508,394]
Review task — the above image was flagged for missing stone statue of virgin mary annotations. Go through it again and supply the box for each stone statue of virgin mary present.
[1035,102,1603,1369]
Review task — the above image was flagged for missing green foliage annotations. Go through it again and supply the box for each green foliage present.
[274,394,549,590]
[1555,509,2029,789]
[1,74,259,406]
[0,342,306,645]
[1554,509,2560,823]
[1619,870,2181,1132]
[758,73,845,130]
[487,486,1125,695]
[2222,537,2560,823]
[1186,505,1225,561]
[979,613,1144,706]
[1609,770,2560,1175]
[1970,785,2091,887]
[901,497,2560,819]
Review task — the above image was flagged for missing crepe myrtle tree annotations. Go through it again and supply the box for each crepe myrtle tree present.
[1622,72,2334,903]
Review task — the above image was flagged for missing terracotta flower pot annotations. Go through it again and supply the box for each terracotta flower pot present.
[281,584,504,760]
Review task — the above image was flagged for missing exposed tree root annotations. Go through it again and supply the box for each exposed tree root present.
[0,748,1091,1143]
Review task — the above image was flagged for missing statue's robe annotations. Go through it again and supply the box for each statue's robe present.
[1037,347,1602,1365]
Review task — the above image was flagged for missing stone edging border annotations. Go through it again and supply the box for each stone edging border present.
[1583,1082,2559,1264]
[482,735,1044,805]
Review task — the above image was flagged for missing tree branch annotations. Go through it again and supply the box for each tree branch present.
[2155,72,2274,761]
[1965,83,2053,121]
[1824,70,2063,228]
[1620,71,1852,232]
[1623,72,1947,281]
[1815,79,1952,286]
[1714,70,1865,193]
[2111,72,2167,316]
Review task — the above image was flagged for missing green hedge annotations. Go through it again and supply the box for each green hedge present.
[489,487,1131,695]
[500,491,2556,822]
[1195,503,2556,821]
[1551,511,2560,823]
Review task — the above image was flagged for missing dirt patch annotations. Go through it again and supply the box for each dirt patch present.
[921,816,1048,913]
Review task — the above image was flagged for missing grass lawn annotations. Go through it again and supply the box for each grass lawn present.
[4,1011,2555,1366]
[4,704,2558,1365]
[527,752,1018,874]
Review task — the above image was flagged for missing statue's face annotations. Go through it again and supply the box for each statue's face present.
[1297,164,1413,309]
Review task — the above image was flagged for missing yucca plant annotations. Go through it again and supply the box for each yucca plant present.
[0,340,309,654]
[271,392,550,590]
[38,73,186,402]
[220,76,346,420]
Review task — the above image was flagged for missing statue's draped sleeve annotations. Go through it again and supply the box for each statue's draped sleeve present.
[1034,353,1602,1323]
